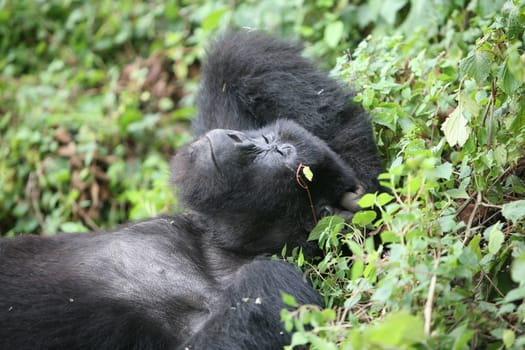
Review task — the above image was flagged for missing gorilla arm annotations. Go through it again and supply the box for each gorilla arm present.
[178,259,321,350]
[195,30,384,209]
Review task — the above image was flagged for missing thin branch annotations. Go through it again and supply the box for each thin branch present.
[463,191,482,245]
[424,250,440,336]
[72,202,100,231]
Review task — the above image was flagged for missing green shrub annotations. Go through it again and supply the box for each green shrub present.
[283,1,525,348]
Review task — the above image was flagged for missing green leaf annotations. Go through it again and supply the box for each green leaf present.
[450,323,475,350]
[468,235,482,261]
[503,329,516,348]
[377,192,394,206]
[381,230,401,244]
[487,225,504,255]
[289,332,309,347]
[358,193,376,208]
[302,166,313,182]
[504,1,524,40]
[371,280,394,302]
[297,249,304,267]
[446,188,470,199]
[310,336,337,350]
[460,50,491,83]
[365,311,426,345]
[201,8,227,31]
[281,244,287,257]
[441,106,471,147]
[59,222,89,233]
[281,292,298,307]
[502,200,525,224]
[324,21,344,48]
[352,210,377,226]
[509,111,525,136]
[120,107,142,131]
[308,216,344,241]
[380,0,407,24]
[351,259,364,280]
[502,286,525,303]
[459,247,478,267]
[347,240,364,257]
[511,253,525,284]
[429,162,453,180]
[499,59,522,95]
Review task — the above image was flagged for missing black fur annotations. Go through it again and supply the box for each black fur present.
[195,30,383,193]
[0,30,382,349]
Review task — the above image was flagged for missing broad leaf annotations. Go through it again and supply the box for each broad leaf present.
[487,224,504,255]
[324,21,344,48]
[511,253,525,284]
[502,200,525,224]
[460,50,491,83]
[441,107,471,147]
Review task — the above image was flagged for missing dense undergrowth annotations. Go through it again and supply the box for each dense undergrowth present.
[1,0,524,349]
[283,2,525,349]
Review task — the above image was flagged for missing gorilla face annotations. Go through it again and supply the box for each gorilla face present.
[172,120,358,220]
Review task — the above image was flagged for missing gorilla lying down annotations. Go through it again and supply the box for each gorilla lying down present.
[0,31,383,349]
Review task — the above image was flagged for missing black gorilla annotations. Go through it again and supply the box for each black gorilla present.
[0,30,382,350]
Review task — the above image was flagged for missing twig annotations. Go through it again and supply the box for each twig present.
[481,271,505,298]
[72,202,100,231]
[295,163,317,224]
[424,250,440,336]
[26,172,45,229]
[463,190,482,245]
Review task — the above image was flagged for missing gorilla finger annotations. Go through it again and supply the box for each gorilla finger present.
[332,208,354,222]
[340,186,365,212]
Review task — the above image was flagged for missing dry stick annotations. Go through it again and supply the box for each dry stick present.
[424,250,440,336]
[486,164,515,194]
[482,271,505,298]
[462,190,482,245]
[480,211,502,227]
[72,202,100,231]
[26,172,46,229]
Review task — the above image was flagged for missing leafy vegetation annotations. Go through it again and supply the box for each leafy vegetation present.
[1,0,524,349]
[282,1,525,349]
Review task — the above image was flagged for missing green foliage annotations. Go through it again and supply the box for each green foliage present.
[0,0,197,235]
[283,1,525,348]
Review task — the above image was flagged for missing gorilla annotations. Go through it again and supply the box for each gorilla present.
[0,30,382,349]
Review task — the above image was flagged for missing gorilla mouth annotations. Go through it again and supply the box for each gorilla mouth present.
[205,135,220,171]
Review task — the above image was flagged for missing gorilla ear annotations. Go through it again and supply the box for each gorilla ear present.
[340,186,365,213]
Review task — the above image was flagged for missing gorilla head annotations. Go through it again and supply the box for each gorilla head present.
[172,119,358,255]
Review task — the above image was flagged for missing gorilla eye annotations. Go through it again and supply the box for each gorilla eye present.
[227,133,243,143]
